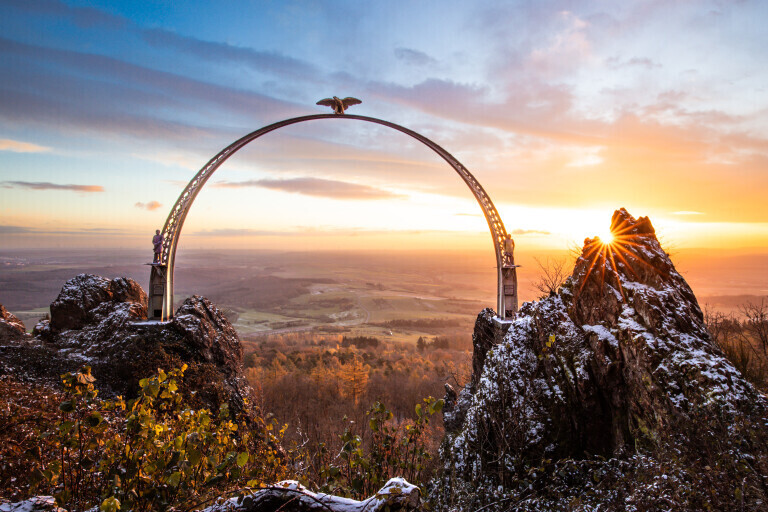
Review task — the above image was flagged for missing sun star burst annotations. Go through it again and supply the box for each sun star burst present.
[577,217,665,301]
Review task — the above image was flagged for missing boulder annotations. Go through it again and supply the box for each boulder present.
[0,304,27,342]
[435,208,768,511]
[49,274,147,331]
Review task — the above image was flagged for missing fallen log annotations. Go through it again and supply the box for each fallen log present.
[202,478,420,512]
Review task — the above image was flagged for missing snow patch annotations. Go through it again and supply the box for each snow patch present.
[582,323,619,348]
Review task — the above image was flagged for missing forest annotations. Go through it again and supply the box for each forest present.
[242,331,472,479]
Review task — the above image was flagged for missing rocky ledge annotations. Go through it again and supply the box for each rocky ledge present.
[435,209,768,511]
[0,274,250,416]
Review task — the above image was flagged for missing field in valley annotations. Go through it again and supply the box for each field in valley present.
[1,247,766,339]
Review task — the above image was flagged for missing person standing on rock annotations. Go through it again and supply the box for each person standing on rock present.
[152,230,163,263]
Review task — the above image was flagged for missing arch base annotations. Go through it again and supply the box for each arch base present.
[148,264,167,320]
[500,266,519,320]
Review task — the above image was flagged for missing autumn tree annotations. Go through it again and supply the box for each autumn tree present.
[341,356,369,405]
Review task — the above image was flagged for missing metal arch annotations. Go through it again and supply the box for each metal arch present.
[156,113,517,320]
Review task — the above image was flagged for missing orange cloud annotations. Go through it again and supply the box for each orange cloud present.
[135,201,163,211]
[0,138,50,153]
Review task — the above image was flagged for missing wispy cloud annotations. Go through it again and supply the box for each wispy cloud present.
[0,138,51,153]
[3,0,126,29]
[0,37,305,143]
[512,229,551,236]
[0,224,127,235]
[191,227,433,237]
[213,177,403,200]
[3,181,104,192]
[394,47,438,67]
[135,201,163,211]
[0,225,34,234]
[606,56,661,69]
[191,228,300,237]
[141,28,319,79]
[5,0,317,82]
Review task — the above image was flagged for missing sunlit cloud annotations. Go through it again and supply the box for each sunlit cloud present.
[190,226,439,238]
[212,177,404,200]
[512,229,551,236]
[672,211,705,216]
[3,181,104,192]
[135,201,163,211]
[565,146,604,167]
[191,228,299,237]
[0,138,50,153]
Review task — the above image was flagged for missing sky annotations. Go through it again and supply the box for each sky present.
[1,0,768,258]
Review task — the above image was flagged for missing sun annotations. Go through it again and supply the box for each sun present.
[595,227,614,245]
[577,215,662,302]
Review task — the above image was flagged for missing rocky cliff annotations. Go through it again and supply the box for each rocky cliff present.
[0,274,251,416]
[435,209,768,511]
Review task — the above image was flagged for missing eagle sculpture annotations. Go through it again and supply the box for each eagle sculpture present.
[316,96,362,115]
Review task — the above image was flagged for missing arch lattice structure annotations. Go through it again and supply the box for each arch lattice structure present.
[148,114,518,321]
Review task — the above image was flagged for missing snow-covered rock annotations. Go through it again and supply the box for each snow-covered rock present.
[0,496,64,511]
[49,274,146,331]
[203,477,420,512]
[435,209,768,511]
[1,275,251,418]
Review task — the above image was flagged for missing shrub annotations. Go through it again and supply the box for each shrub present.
[312,397,443,499]
[25,366,289,511]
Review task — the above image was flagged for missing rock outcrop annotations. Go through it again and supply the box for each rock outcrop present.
[48,274,147,331]
[0,304,27,342]
[435,209,768,511]
[1,274,251,417]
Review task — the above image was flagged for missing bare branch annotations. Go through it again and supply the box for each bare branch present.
[531,256,569,296]
[739,298,768,355]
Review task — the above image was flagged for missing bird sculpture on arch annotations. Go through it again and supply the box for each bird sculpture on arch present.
[316,96,362,115]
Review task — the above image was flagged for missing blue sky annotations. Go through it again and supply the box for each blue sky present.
[1,0,767,253]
